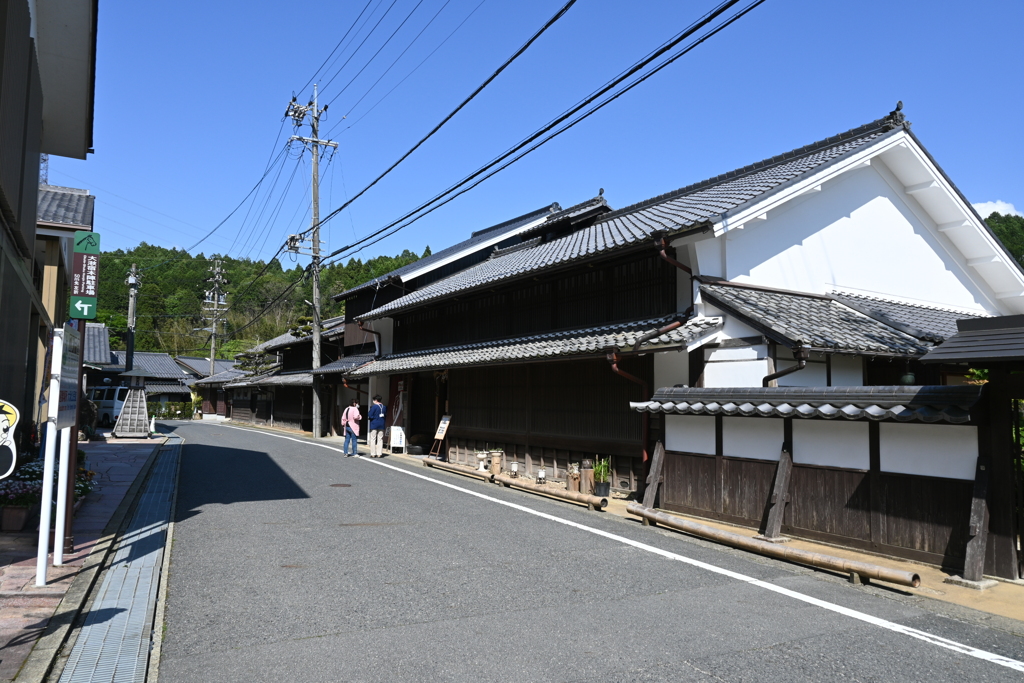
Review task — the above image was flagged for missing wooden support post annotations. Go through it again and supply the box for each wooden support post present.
[868,421,883,548]
[761,420,793,540]
[963,454,991,582]
[642,440,665,510]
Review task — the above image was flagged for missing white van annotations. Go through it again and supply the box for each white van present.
[88,386,129,427]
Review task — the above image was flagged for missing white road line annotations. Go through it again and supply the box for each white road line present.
[214,423,1024,673]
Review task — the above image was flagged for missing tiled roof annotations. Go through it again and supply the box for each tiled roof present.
[112,351,194,379]
[175,356,236,377]
[632,385,982,424]
[829,291,988,343]
[350,315,722,376]
[921,315,1024,365]
[194,368,249,386]
[701,283,931,356]
[334,204,560,300]
[362,114,904,321]
[144,382,192,396]
[37,185,94,227]
[248,371,312,387]
[312,354,376,376]
[83,323,111,365]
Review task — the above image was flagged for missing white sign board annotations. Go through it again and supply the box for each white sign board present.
[390,426,406,453]
[56,325,80,429]
[433,415,452,440]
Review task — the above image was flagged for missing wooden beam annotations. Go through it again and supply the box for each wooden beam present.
[869,421,883,548]
[642,440,666,510]
[761,419,793,540]
[963,454,991,582]
[905,180,938,195]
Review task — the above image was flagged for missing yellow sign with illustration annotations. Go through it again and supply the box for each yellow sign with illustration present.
[0,401,19,480]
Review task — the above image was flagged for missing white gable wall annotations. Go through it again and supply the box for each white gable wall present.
[695,163,996,313]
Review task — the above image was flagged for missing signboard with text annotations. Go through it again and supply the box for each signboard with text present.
[433,415,452,440]
[70,230,100,319]
[56,325,80,429]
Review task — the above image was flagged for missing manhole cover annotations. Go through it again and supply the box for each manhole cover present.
[330,484,352,488]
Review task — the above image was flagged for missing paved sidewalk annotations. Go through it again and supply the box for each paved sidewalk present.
[0,435,164,683]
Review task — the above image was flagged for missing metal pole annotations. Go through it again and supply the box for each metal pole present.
[63,321,84,554]
[54,426,71,565]
[311,85,323,439]
[36,330,63,586]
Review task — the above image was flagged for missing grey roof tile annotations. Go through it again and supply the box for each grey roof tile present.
[144,382,193,396]
[37,185,95,227]
[632,385,981,424]
[828,290,988,342]
[312,354,376,376]
[111,351,194,379]
[334,204,561,300]
[350,315,722,376]
[194,368,249,386]
[83,323,111,365]
[174,356,236,377]
[701,283,931,356]
[362,115,903,321]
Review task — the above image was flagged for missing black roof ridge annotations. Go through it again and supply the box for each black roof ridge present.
[39,184,90,195]
[489,236,543,260]
[469,203,560,238]
[596,109,908,225]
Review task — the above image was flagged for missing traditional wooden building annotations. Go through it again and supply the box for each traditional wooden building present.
[342,106,1024,579]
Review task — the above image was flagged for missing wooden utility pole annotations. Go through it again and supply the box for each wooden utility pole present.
[286,85,336,438]
[204,260,228,376]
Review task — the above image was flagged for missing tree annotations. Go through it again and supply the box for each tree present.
[986,212,1024,266]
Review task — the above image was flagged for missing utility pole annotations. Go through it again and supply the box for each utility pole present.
[125,263,140,372]
[203,260,229,377]
[286,85,337,439]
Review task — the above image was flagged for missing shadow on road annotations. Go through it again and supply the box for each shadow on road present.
[175,443,309,522]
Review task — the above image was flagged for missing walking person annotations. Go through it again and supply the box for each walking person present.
[368,395,387,458]
[341,399,361,457]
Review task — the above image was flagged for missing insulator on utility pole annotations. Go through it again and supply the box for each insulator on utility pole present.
[286,84,337,439]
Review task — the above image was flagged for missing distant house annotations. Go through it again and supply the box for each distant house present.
[342,106,1024,579]
[81,323,194,404]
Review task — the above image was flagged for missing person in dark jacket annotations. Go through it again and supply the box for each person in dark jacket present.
[367,395,387,457]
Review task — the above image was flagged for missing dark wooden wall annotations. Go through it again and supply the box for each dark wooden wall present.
[393,252,676,353]
[444,356,652,490]
[272,387,311,432]
[662,437,973,568]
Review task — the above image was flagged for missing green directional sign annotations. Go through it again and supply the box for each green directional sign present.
[70,231,100,320]
[70,296,97,319]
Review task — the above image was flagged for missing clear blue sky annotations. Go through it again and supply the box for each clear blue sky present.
[50,0,1024,269]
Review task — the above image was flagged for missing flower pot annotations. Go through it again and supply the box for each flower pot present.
[1,506,30,532]
[566,477,580,493]
[593,481,611,497]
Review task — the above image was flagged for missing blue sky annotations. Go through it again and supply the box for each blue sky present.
[50,0,1024,268]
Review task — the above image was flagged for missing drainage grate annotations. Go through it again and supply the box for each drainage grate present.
[330,484,351,488]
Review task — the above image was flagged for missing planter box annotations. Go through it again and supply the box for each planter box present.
[1,506,31,532]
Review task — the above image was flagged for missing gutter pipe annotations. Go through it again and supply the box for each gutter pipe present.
[358,321,382,359]
[763,344,811,387]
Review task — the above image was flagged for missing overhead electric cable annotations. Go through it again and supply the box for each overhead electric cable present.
[318,0,756,263]
[296,0,376,97]
[308,0,579,236]
[317,0,400,96]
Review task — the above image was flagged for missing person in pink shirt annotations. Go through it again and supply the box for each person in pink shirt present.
[341,399,361,456]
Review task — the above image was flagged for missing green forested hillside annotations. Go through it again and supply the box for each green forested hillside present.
[96,244,429,358]
[986,212,1024,265]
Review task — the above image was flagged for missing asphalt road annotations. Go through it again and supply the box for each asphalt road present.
[157,422,1024,682]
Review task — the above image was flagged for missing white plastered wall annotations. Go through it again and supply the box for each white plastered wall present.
[665,415,716,454]
[722,417,783,461]
[653,349,688,389]
[709,165,995,313]
[879,423,978,480]
[792,420,869,469]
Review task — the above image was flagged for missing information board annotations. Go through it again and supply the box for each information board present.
[69,231,100,319]
[390,426,406,453]
[56,325,80,429]
[433,415,452,440]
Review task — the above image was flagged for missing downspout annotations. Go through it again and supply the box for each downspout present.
[358,321,381,359]
[762,345,811,387]
[607,350,650,465]
[655,235,699,318]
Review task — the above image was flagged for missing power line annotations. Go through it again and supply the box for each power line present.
[296,0,376,97]
[319,0,758,265]
[317,0,400,97]
[307,0,579,238]
[323,0,427,108]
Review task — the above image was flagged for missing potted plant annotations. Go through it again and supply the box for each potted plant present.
[592,457,611,497]
[0,478,42,532]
